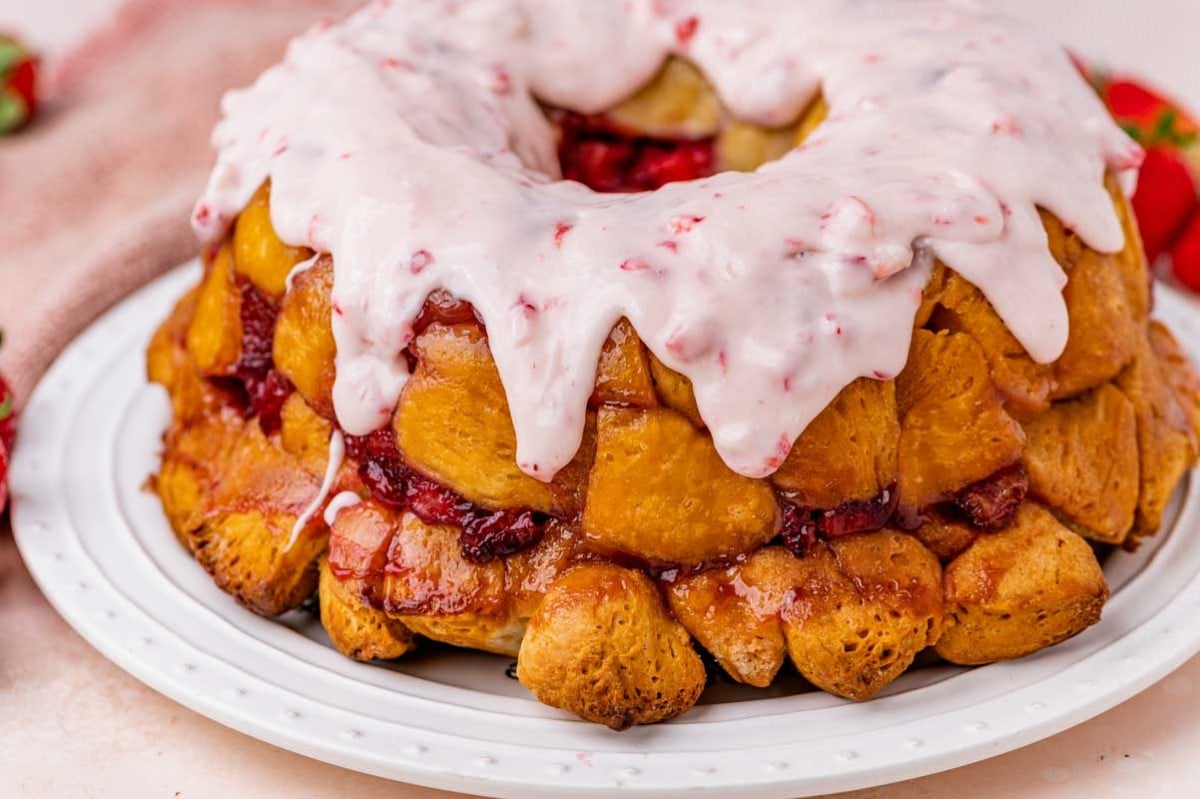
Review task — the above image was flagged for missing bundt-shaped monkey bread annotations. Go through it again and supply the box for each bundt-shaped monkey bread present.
[150,2,1200,729]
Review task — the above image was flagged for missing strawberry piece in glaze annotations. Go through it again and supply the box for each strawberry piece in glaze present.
[460,508,546,561]
[233,281,294,432]
[779,502,819,556]
[950,464,1028,531]
[345,427,548,562]
[412,289,480,334]
[628,139,714,189]
[779,487,897,556]
[556,111,715,193]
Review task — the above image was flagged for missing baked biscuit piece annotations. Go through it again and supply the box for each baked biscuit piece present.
[937,503,1109,664]
[185,244,242,377]
[518,563,706,730]
[910,510,979,563]
[582,406,779,565]
[605,58,721,140]
[1116,329,1199,540]
[1043,207,1139,400]
[669,532,942,699]
[394,322,591,515]
[929,270,1054,421]
[278,393,336,477]
[896,330,1026,509]
[1148,320,1200,439]
[334,502,524,655]
[781,531,942,700]
[273,257,337,418]
[158,408,328,616]
[647,350,706,429]
[771,378,899,509]
[319,558,415,661]
[232,182,313,297]
[592,318,659,408]
[1021,384,1140,544]
[666,547,797,688]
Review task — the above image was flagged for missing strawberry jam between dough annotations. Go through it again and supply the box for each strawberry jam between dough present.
[556,111,716,193]
[194,0,1139,482]
[345,428,549,563]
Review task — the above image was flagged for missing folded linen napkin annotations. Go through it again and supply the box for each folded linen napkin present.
[0,0,359,404]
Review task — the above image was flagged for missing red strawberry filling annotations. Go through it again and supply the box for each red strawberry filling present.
[555,111,715,193]
[234,281,294,434]
[345,428,548,563]
[411,289,480,334]
[779,487,898,556]
[949,464,1028,531]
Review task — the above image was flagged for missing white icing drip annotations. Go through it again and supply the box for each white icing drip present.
[285,430,345,552]
[323,491,363,526]
[284,253,321,292]
[195,0,1141,480]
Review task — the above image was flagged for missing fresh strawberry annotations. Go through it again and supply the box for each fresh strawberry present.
[0,379,12,455]
[1170,212,1200,292]
[0,440,8,515]
[0,330,14,513]
[0,34,39,134]
[0,332,15,454]
[0,385,11,455]
[1131,146,1198,262]
[1085,71,1200,286]
[1104,79,1198,147]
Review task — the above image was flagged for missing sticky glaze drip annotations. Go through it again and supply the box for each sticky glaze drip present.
[324,490,363,526]
[194,0,1140,480]
[286,430,345,551]
[284,253,321,293]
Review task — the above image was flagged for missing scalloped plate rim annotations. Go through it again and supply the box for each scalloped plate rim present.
[9,261,1200,798]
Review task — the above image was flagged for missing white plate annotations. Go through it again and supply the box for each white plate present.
[10,261,1200,799]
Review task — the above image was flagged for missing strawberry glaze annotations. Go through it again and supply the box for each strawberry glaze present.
[194,0,1138,480]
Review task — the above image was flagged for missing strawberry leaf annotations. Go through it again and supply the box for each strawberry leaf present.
[1121,122,1145,144]
[0,40,23,77]
[0,89,27,133]
[0,395,11,423]
[1155,108,1180,141]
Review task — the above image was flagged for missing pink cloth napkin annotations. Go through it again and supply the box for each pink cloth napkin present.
[0,0,360,404]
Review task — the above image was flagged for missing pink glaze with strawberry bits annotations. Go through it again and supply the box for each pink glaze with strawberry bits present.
[193,0,1139,480]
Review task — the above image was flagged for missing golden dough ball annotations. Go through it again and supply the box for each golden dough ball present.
[517,563,706,730]
[937,503,1109,664]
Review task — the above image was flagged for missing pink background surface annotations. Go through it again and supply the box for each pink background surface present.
[2,1,1199,796]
